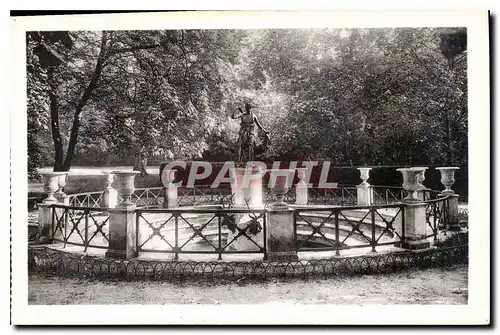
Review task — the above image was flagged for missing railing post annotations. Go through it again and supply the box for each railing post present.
[370,208,376,252]
[396,167,430,250]
[84,209,89,252]
[217,213,222,261]
[399,202,430,250]
[357,167,373,206]
[105,171,139,259]
[174,213,179,260]
[161,169,178,208]
[265,207,298,261]
[334,211,340,256]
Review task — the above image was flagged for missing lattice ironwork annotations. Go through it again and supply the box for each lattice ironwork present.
[50,205,109,251]
[371,186,408,205]
[131,188,164,208]
[425,197,449,239]
[136,208,267,260]
[295,205,405,254]
[68,192,103,208]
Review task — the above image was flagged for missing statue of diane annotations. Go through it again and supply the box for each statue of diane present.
[231,102,270,164]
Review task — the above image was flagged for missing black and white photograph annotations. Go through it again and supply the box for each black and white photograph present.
[10,10,490,325]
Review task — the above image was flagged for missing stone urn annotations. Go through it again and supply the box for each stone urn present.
[296,167,307,182]
[295,167,308,205]
[161,169,177,187]
[103,172,114,190]
[42,172,66,203]
[416,168,428,190]
[396,167,427,202]
[357,167,372,187]
[268,169,295,209]
[112,171,140,207]
[56,172,69,198]
[436,167,460,195]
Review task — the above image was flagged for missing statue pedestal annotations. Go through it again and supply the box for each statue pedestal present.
[228,167,265,251]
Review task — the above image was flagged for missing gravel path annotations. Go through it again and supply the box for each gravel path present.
[29,265,467,305]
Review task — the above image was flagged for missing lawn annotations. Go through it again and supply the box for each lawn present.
[29,265,467,305]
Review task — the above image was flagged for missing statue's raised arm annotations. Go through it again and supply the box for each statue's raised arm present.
[232,106,245,119]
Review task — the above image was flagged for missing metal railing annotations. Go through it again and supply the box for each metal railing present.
[136,208,267,260]
[294,204,405,254]
[51,204,109,251]
[40,185,453,257]
[61,184,422,209]
[68,191,104,208]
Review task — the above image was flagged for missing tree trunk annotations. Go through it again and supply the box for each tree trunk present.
[62,33,108,171]
[47,69,65,171]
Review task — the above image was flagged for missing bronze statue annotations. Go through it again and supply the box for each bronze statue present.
[232,102,270,164]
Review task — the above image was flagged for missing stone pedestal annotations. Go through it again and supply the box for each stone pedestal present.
[37,201,57,244]
[163,183,178,208]
[266,208,298,261]
[399,202,430,250]
[357,185,373,206]
[230,167,264,208]
[105,206,137,259]
[441,193,460,230]
[161,169,178,208]
[228,167,265,251]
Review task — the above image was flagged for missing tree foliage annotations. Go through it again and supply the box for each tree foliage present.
[26,27,467,177]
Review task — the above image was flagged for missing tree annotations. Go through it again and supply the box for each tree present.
[27,30,244,171]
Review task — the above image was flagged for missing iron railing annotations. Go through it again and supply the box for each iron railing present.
[28,243,468,280]
[68,191,103,208]
[136,208,267,260]
[39,185,452,257]
[60,184,421,209]
[50,204,109,251]
[294,204,405,254]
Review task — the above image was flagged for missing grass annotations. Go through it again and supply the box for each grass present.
[29,265,468,305]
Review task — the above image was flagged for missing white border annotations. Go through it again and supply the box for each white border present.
[10,10,490,325]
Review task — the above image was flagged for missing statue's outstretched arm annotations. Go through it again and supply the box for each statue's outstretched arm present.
[254,115,269,134]
[232,107,244,119]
